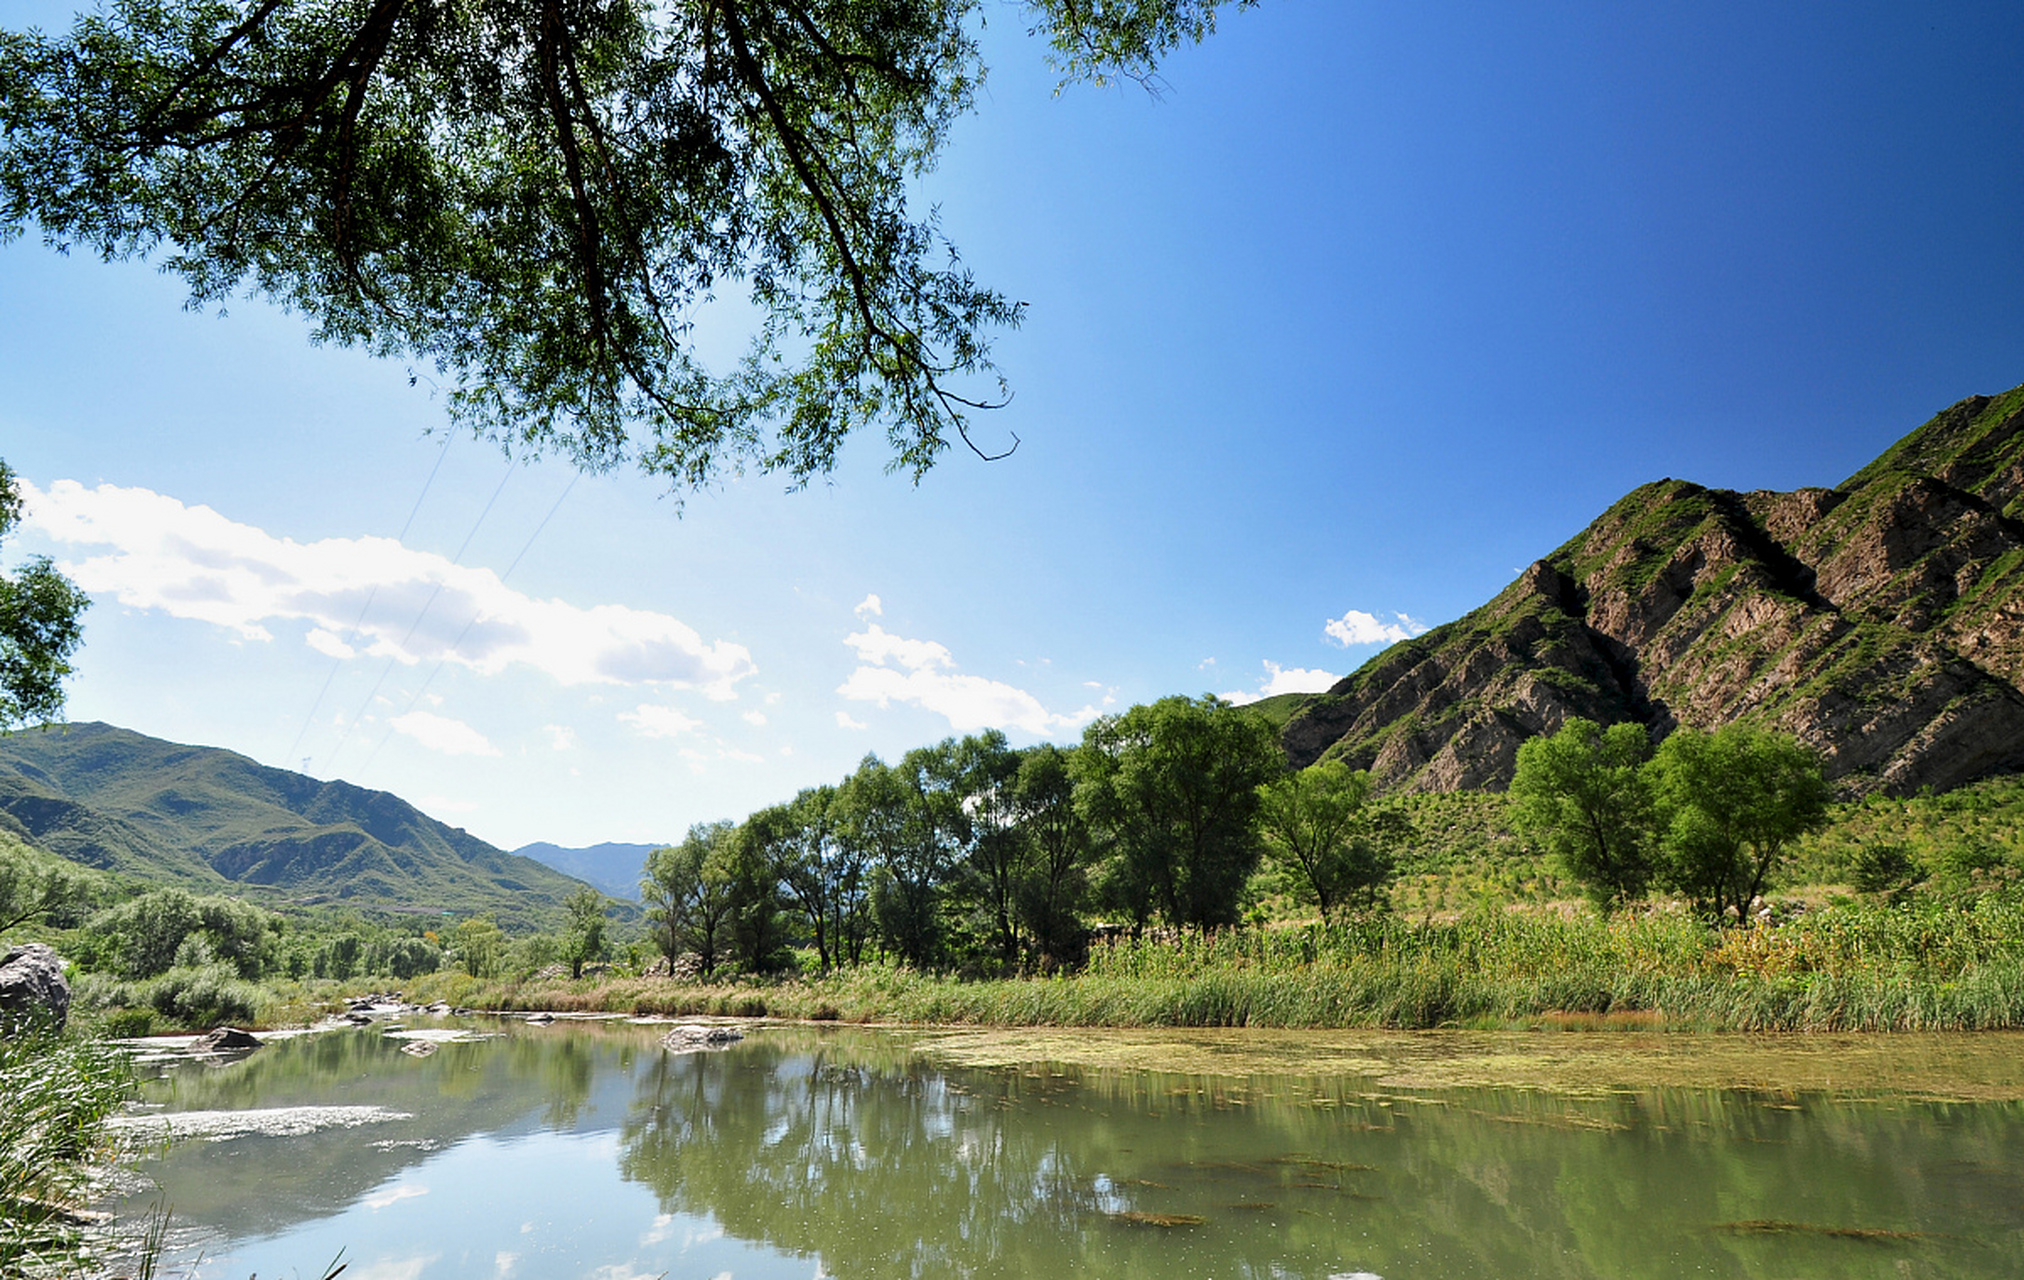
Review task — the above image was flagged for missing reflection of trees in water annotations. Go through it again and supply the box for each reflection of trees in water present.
[621,1038,1107,1278]
[620,1031,2024,1280]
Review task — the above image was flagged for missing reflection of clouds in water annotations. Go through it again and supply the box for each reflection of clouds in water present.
[363,1183,429,1211]
[586,1266,674,1280]
[683,1224,726,1251]
[1329,1273,1384,1279]
[638,1214,675,1246]
[348,1254,436,1280]
[493,1251,518,1278]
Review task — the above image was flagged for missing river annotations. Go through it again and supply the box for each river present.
[113,1018,2024,1279]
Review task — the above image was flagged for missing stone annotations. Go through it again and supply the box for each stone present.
[0,943,70,1034]
[192,1026,262,1053]
[661,1024,743,1054]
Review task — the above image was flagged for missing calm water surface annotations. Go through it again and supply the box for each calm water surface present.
[119,1020,2024,1280]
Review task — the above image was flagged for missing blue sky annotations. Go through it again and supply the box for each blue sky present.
[4,1,2022,849]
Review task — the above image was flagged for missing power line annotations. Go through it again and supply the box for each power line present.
[360,472,580,771]
[320,460,517,772]
[283,434,455,771]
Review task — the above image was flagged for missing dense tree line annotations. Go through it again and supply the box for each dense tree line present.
[642,695,1414,976]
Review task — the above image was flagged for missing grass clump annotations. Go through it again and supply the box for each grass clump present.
[0,1026,134,1275]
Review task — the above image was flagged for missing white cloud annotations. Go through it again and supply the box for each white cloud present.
[620,704,703,739]
[417,795,479,815]
[362,1183,430,1212]
[853,593,883,619]
[350,1258,436,1280]
[306,628,356,659]
[1222,660,1342,705]
[1323,608,1428,647]
[838,624,1096,736]
[835,711,868,730]
[390,712,501,757]
[741,710,767,727]
[844,623,953,671]
[23,479,756,696]
[544,724,578,751]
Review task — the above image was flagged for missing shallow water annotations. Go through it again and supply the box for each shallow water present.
[119,1020,2024,1279]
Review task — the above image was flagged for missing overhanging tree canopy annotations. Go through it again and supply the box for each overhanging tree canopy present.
[0,0,1253,487]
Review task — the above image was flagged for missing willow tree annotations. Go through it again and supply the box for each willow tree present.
[0,461,87,729]
[0,0,1253,487]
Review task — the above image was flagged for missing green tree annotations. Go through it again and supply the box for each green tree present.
[1508,717,1657,909]
[641,821,738,976]
[1006,742,1091,967]
[1254,761,1403,922]
[836,743,970,970]
[450,914,507,977]
[773,785,870,971]
[560,886,611,978]
[724,815,794,973]
[0,461,88,729]
[0,1,1252,491]
[0,841,102,934]
[1074,695,1283,931]
[946,731,1023,973]
[1647,723,1832,921]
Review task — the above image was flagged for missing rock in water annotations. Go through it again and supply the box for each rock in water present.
[0,943,71,1035]
[192,1026,263,1054]
[661,1024,744,1054]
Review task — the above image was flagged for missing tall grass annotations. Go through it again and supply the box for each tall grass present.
[427,893,2024,1032]
[0,1027,133,1275]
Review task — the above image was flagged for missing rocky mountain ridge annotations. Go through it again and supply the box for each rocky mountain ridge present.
[1283,383,2024,794]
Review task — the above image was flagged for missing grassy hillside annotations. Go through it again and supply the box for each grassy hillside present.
[0,723,590,929]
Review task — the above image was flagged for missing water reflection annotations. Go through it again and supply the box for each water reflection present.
[125,1022,2024,1280]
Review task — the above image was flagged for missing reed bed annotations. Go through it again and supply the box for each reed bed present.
[0,1029,134,1275]
[423,893,2024,1033]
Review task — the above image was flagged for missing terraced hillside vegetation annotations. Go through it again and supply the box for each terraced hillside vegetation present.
[1284,384,2024,794]
[0,722,588,928]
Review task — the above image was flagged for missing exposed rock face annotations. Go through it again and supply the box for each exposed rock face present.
[1285,385,2024,794]
[0,942,71,1034]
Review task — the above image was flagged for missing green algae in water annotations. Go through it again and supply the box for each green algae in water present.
[117,1021,2024,1280]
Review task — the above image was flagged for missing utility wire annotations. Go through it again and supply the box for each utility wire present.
[283,434,455,771]
[321,460,517,772]
[360,472,580,771]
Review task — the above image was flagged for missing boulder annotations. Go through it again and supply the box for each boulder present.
[191,1026,263,1053]
[661,1024,743,1054]
[0,943,70,1035]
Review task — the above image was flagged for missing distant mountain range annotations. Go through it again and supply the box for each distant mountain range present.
[0,723,593,928]
[1281,383,2024,794]
[511,841,660,901]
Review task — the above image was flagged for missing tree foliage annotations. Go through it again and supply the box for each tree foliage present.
[642,820,738,975]
[1509,717,1656,909]
[1649,723,1831,920]
[1254,761,1403,922]
[1075,695,1283,931]
[0,461,88,730]
[0,0,1253,489]
[560,886,610,977]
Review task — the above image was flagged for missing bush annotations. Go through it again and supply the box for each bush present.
[145,963,265,1029]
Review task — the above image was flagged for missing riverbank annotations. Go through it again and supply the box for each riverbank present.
[392,897,2024,1033]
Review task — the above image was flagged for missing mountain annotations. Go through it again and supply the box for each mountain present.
[1283,383,2024,795]
[512,841,661,901]
[0,722,591,928]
